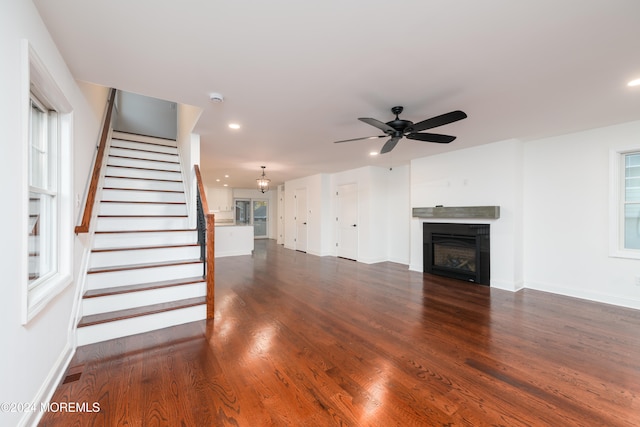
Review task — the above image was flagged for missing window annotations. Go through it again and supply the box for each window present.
[610,148,640,259]
[28,94,58,284]
[623,153,640,250]
[22,41,73,323]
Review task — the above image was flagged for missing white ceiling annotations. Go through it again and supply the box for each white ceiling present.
[34,0,640,189]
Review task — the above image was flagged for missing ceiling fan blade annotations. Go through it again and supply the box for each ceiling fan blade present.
[333,135,386,144]
[407,110,467,133]
[359,117,395,134]
[380,136,401,154]
[406,132,456,143]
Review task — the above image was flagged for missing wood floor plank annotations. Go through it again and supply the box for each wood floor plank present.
[40,240,640,426]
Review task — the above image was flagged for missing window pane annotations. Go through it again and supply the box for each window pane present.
[29,191,54,283]
[253,200,267,237]
[235,200,251,225]
[29,100,48,189]
[624,154,640,203]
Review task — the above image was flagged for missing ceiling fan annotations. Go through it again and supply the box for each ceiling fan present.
[334,106,467,154]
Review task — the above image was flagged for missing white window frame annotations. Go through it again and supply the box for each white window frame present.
[609,147,640,259]
[22,41,74,324]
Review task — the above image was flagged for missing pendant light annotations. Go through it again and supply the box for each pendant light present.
[256,166,270,193]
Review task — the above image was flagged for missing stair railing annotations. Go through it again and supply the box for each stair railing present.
[75,87,117,234]
[194,165,215,319]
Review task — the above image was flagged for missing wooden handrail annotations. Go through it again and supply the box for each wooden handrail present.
[75,88,117,234]
[194,165,215,319]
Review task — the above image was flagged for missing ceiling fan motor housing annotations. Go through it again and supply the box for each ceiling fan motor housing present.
[386,106,413,133]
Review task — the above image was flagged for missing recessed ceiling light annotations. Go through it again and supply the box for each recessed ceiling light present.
[228,123,240,129]
[223,184,228,187]
[370,151,379,156]
[216,179,220,182]
[224,174,229,178]
[628,78,640,87]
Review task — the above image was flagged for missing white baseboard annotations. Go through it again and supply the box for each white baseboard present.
[525,280,640,310]
[19,341,74,427]
[491,279,524,292]
[214,249,253,258]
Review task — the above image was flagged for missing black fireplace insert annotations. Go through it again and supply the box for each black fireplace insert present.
[423,222,490,285]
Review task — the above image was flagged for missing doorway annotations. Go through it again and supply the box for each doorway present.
[337,183,358,260]
[294,188,307,252]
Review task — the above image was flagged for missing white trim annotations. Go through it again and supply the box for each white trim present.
[609,147,640,259]
[526,279,640,311]
[22,40,74,324]
[17,342,74,427]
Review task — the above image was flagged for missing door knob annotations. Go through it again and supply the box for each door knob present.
[352,224,357,227]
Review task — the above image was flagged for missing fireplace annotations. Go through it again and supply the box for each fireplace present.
[423,223,490,285]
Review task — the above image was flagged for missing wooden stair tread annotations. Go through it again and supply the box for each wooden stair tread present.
[92,243,198,253]
[78,296,205,328]
[109,145,179,156]
[97,214,187,218]
[100,200,186,205]
[87,259,202,274]
[108,154,180,165]
[105,175,183,183]
[106,164,181,173]
[95,228,196,234]
[102,187,183,193]
[83,276,205,299]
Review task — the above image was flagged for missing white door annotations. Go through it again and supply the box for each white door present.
[337,183,358,260]
[277,188,285,245]
[295,188,307,252]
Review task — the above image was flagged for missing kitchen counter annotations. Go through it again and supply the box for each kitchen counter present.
[214,224,254,257]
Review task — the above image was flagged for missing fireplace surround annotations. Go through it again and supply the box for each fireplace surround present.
[423,222,490,285]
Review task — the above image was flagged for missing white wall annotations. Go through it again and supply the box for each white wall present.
[114,91,177,140]
[283,165,411,265]
[1,1,103,425]
[284,174,333,256]
[409,139,524,291]
[523,120,640,309]
[176,104,202,228]
[386,165,411,264]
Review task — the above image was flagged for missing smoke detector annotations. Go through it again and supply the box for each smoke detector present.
[209,92,224,103]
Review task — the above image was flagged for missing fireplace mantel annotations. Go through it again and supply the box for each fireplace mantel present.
[413,206,500,220]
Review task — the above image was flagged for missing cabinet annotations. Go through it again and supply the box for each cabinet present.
[209,188,233,212]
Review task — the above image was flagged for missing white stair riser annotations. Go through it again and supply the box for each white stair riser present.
[77,305,206,346]
[105,165,181,181]
[109,147,179,163]
[103,177,185,192]
[101,189,185,203]
[86,262,204,289]
[96,216,189,231]
[99,202,187,216]
[90,245,200,268]
[110,140,178,155]
[93,230,198,249]
[107,156,181,172]
[111,132,178,149]
[82,282,206,315]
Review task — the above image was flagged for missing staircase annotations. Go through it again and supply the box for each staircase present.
[76,131,207,346]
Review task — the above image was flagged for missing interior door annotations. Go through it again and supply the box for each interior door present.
[295,188,307,252]
[337,183,358,260]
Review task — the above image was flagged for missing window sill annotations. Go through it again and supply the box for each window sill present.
[609,249,640,260]
[23,273,72,325]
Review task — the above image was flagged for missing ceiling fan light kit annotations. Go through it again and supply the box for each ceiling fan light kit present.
[334,106,467,154]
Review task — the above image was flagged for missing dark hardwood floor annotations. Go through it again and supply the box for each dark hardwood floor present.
[40,240,640,426]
